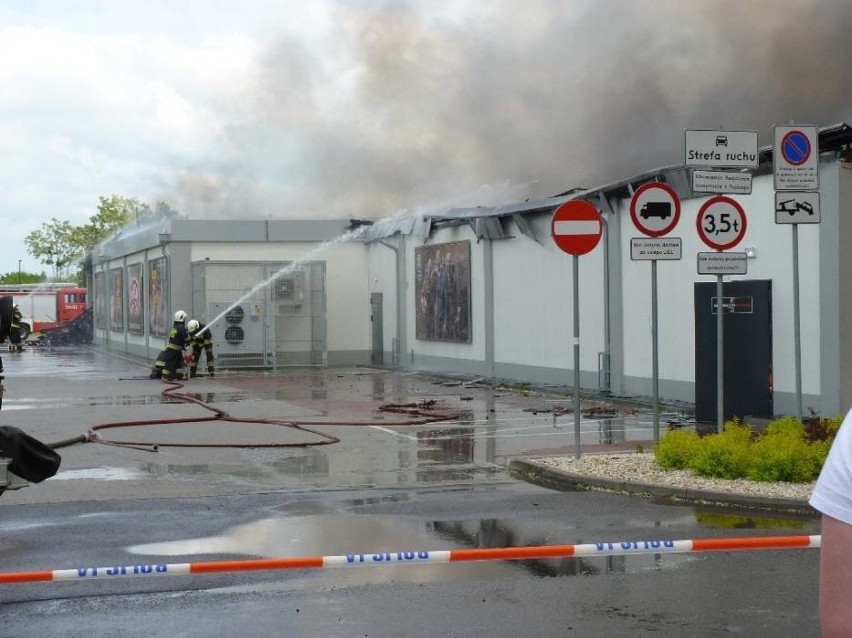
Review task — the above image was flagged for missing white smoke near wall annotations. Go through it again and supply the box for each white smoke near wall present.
[165,0,852,219]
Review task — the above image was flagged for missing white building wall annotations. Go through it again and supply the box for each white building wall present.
[492,214,607,375]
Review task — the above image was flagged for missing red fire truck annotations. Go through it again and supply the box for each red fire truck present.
[0,284,88,341]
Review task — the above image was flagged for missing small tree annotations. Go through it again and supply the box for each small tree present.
[0,271,45,285]
[23,195,177,284]
[23,218,81,281]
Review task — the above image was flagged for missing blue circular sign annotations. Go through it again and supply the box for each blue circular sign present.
[781,130,811,166]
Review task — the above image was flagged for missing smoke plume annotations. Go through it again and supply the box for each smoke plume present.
[167,0,852,219]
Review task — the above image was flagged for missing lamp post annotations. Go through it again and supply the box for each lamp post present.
[17,260,21,284]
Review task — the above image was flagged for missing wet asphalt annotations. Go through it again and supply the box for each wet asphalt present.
[0,345,823,637]
[0,344,670,505]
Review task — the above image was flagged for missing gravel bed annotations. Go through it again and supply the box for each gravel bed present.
[533,453,815,502]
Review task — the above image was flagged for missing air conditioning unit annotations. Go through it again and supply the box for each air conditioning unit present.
[273,272,304,307]
[206,301,274,368]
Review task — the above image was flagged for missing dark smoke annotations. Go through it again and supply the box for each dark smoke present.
[168,0,852,218]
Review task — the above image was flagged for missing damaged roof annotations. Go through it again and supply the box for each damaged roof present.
[357,122,852,243]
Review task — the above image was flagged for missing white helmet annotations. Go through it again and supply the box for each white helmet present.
[174,310,188,322]
[187,319,200,333]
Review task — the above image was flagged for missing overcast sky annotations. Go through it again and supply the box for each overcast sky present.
[1,0,851,277]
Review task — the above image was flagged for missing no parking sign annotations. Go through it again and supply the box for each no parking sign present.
[774,125,819,191]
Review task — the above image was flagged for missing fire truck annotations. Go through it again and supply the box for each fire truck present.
[0,284,88,341]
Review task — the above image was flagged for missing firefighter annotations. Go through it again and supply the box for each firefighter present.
[187,319,215,378]
[161,310,190,381]
[9,304,23,352]
[148,349,168,379]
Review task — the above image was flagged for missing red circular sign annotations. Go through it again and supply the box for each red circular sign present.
[551,200,602,256]
[629,182,681,238]
[696,196,747,250]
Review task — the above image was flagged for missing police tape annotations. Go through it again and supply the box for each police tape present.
[0,534,820,585]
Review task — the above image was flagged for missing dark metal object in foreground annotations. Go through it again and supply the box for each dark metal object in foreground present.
[0,425,62,495]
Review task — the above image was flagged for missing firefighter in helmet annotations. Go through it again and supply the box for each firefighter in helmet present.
[161,310,190,381]
[9,304,23,352]
[187,319,215,378]
[149,348,168,379]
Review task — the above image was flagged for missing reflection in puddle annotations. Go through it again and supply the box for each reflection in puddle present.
[695,509,811,530]
[127,514,772,581]
[52,467,147,481]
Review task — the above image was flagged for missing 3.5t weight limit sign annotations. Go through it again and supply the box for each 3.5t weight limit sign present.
[696,196,747,250]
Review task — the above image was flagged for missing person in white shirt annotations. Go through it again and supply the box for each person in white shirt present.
[809,408,852,637]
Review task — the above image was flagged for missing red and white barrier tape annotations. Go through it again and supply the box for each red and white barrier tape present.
[0,534,820,585]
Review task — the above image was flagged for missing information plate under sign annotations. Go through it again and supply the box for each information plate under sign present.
[697,252,748,275]
[691,170,753,195]
[775,191,821,224]
[685,130,759,168]
[774,125,819,191]
[630,237,682,261]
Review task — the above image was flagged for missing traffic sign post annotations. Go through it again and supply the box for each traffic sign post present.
[551,200,603,255]
[695,195,747,434]
[685,129,759,168]
[774,125,819,191]
[629,182,683,442]
[551,200,603,458]
[629,182,681,238]
[775,191,820,224]
[692,170,752,195]
[774,124,819,424]
[696,196,748,251]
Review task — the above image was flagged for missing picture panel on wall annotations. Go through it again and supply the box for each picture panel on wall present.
[414,240,471,343]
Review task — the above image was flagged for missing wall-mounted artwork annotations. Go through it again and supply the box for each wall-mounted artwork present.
[148,258,168,337]
[126,263,144,335]
[109,268,123,332]
[94,271,106,329]
[414,241,471,343]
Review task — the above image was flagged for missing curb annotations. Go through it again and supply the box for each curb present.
[508,459,819,517]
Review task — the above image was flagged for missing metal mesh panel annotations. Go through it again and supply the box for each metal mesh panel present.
[191,261,326,369]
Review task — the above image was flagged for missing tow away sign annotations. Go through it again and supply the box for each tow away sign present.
[685,130,759,168]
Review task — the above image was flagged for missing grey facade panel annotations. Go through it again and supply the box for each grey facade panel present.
[267,220,351,242]
[170,220,269,242]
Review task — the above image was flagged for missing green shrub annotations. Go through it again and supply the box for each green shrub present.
[687,421,752,479]
[763,416,805,439]
[652,415,843,484]
[654,429,701,470]
[748,433,815,482]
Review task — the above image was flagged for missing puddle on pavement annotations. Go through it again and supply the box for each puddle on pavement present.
[52,467,148,481]
[128,513,787,581]
[694,509,811,530]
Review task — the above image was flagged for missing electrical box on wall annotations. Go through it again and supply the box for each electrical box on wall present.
[273,271,305,308]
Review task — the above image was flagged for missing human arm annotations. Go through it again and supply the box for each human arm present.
[819,514,852,636]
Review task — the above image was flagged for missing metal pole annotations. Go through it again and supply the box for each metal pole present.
[716,273,724,434]
[601,214,611,394]
[573,254,581,459]
[652,260,660,442]
[792,224,803,422]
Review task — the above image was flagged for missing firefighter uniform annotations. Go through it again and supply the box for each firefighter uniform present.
[188,321,215,378]
[9,305,23,352]
[149,350,168,379]
[161,311,190,381]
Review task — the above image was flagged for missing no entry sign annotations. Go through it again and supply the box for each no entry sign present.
[551,200,603,256]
